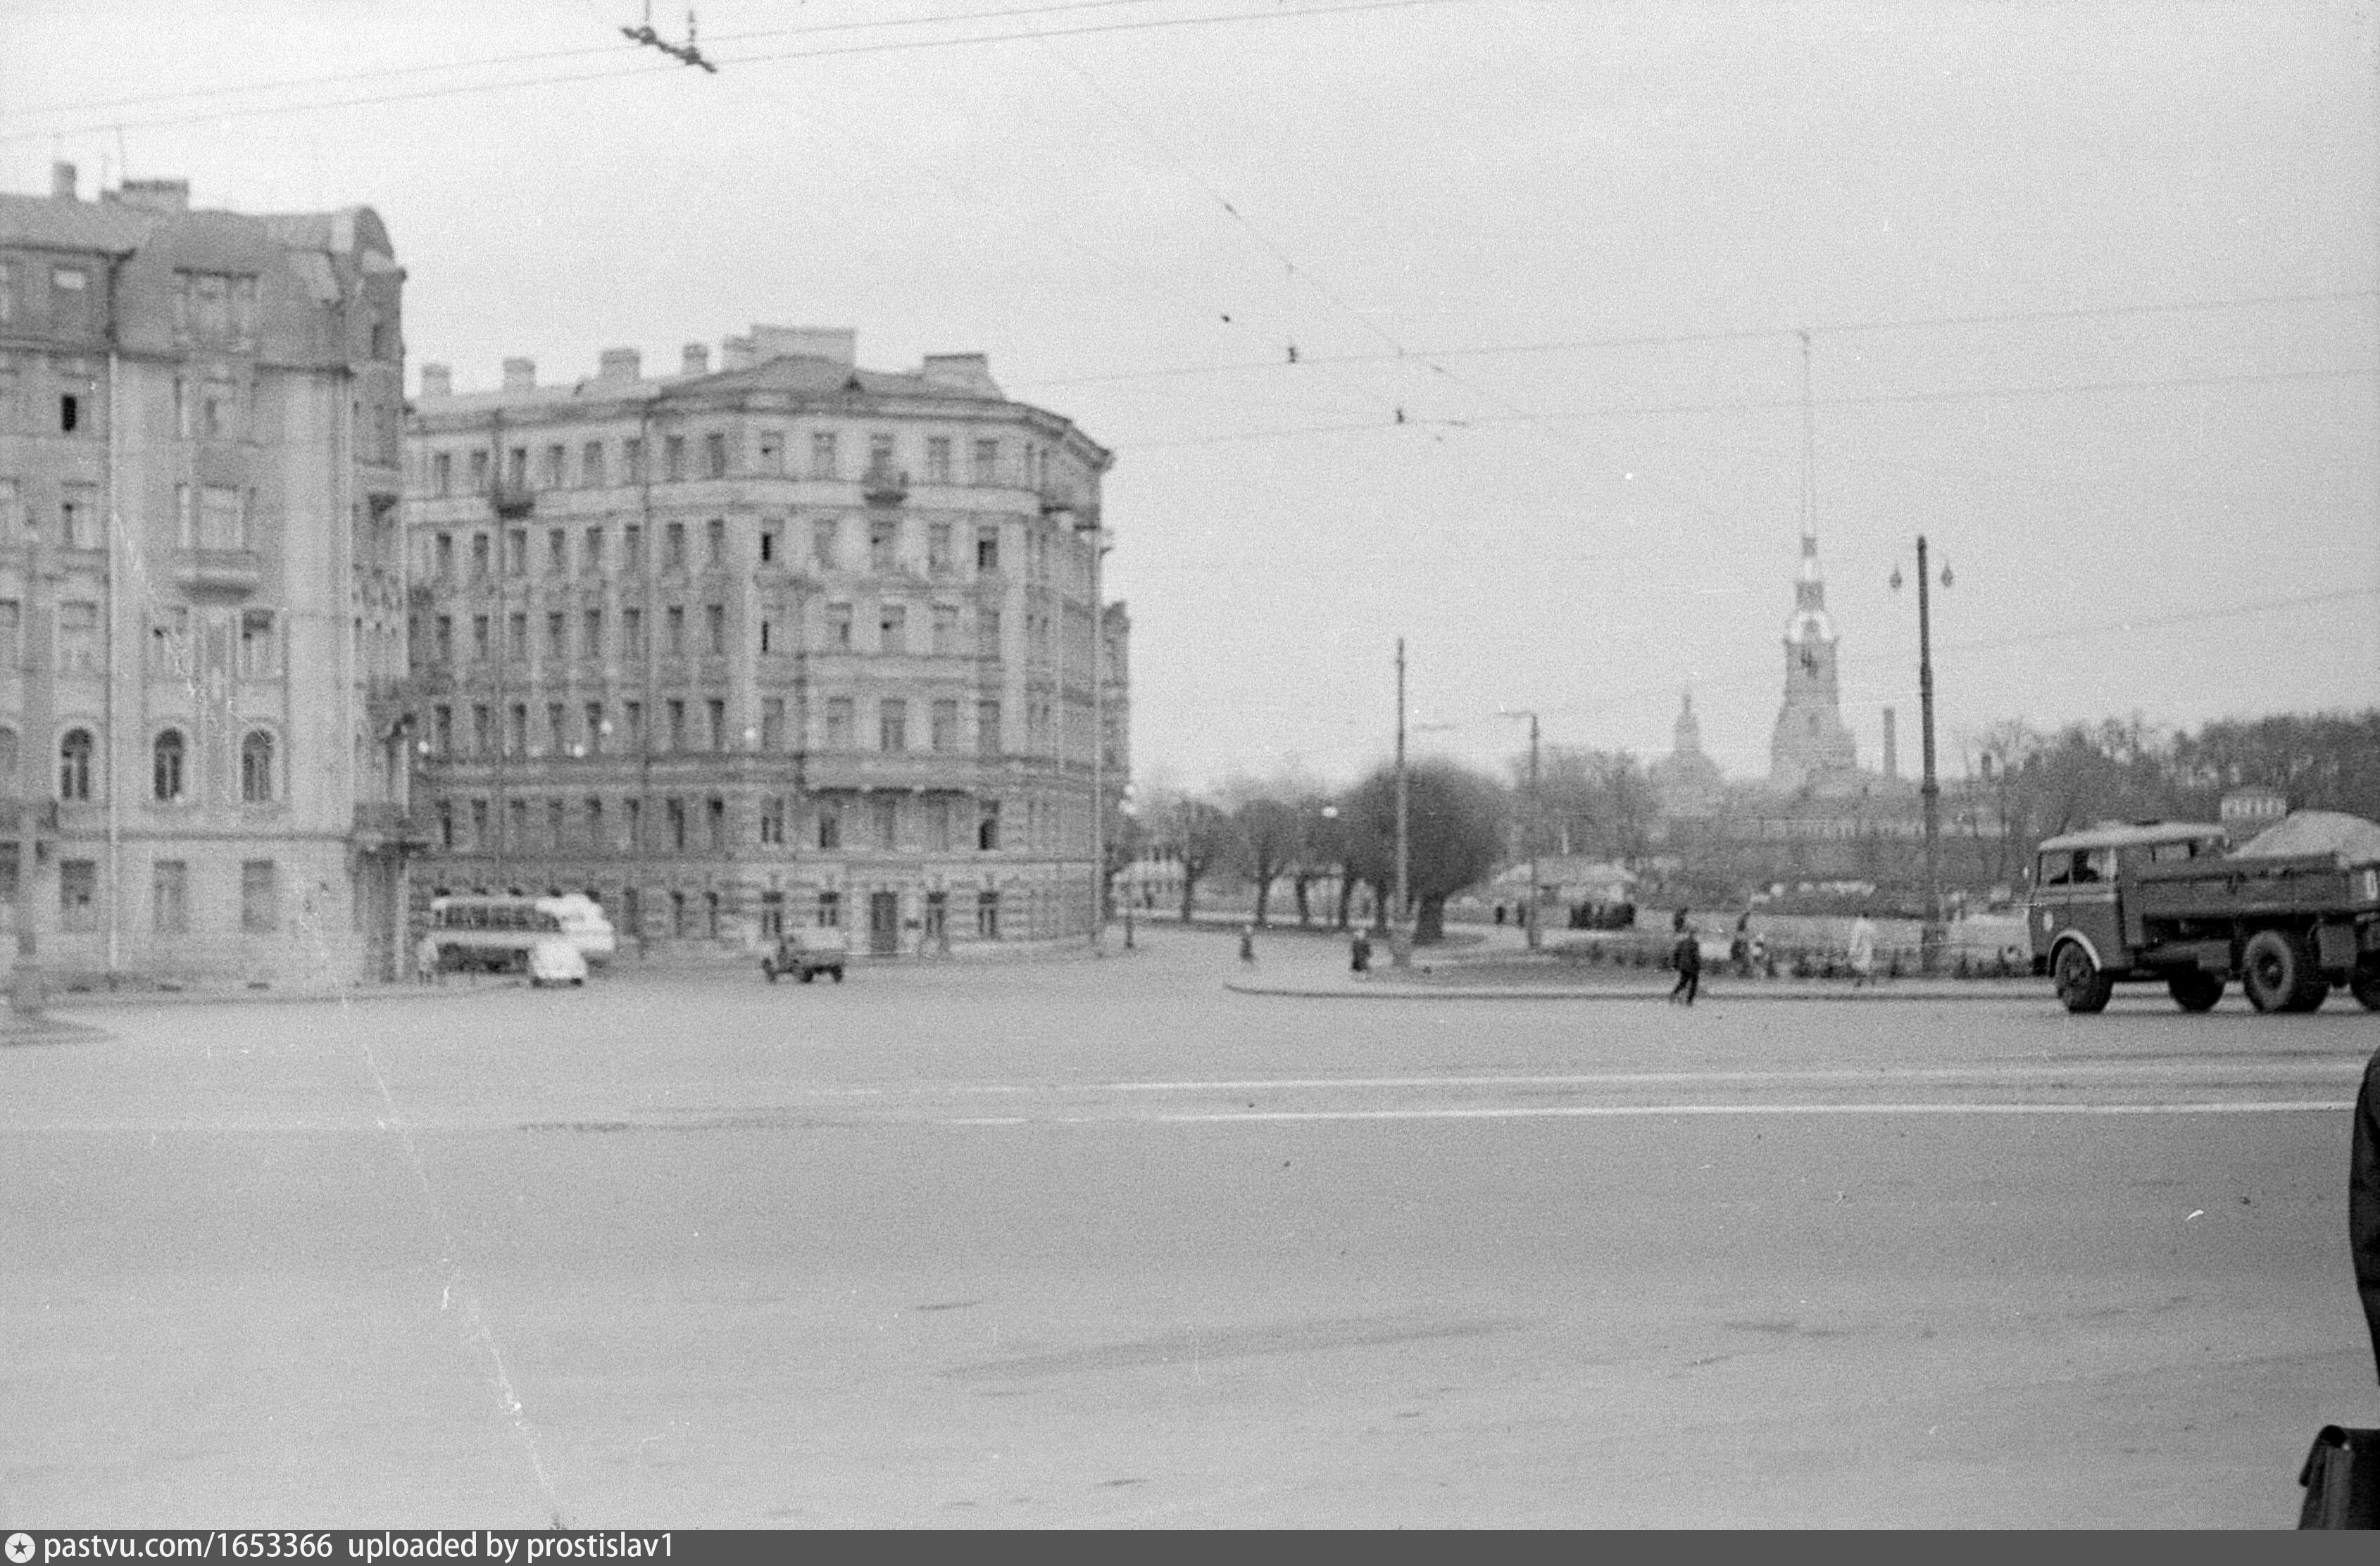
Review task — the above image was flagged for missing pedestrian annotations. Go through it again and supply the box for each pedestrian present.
[1848,911,1879,989]
[2355,1046,2380,1383]
[1239,923,1256,965]
[414,932,441,986]
[1731,910,1753,977]
[1351,929,1372,974]
[1667,910,1701,1006]
[1494,903,1507,926]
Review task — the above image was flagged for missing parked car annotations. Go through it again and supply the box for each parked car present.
[527,937,589,988]
[763,928,849,984]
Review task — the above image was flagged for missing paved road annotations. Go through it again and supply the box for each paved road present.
[4,924,2376,1527]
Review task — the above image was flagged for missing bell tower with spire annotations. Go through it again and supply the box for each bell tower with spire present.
[1768,331,1859,791]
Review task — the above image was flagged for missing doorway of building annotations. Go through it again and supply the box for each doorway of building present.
[868,891,901,956]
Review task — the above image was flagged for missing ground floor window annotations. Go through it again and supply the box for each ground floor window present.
[240,859,277,932]
[704,890,721,938]
[153,860,188,933]
[758,891,784,938]
[976,889,999,939]
[60,858,96,932]
[818,889,841,929]
[670,890,691,937]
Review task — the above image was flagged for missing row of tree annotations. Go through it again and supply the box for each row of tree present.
[1122,708,2379,939]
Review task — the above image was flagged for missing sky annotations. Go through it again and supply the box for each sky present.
[3,0,2373,797]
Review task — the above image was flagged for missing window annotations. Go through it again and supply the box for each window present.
[758,432,783,475]
[471,532,491,578]
[665,522,687,571]
[240,860,278,932]
[868,433,896,478]
[472,705,492,755]
[667,798,687,853]
[823,698,853,750]
[541,444,565,488]
[506,529,527,576]
[665,436,686,482]
[623,701,644,752]
[758,889,784,934]
[705,603,725,655]
[704,433,727,479]
[582,441,606,487]
[667,699,687,752]
[58,728,94,801]
[665,606,685,656]
[810,431,839,479]
[624,525,644,572]
[827,603,853,650]
[812,520,839,569]
[927,522,953,575]
[930,700,958,753]
[582,609,603,661]
[507,704,527,756]
[468,450,490,492]
[879,699,908,753]
[759,525,779,565]
[58,602,100,674]
[761,698,784,751]
[152,730,186,803]
[585,798,603,848]
[707,796,726,851]
[240,729,276,803]
[471,615,491,662]
[624,798,642,850]
[548,528,568,574]
[470,798,489,848]
[927,798,953,852]
[705,517,725,568]
[977,889,1000,939]
[870,520,897,573]
[545,612,565,660]
[706,699,725,751]
[507,612,527,660]
[547,799,565,850]
[622,608,644,660]
[977,701,1002,757]
[199,485,242,550]
[704,890,722,938]
[437,803,455,850]
[816,801,841,851]
[977,800,1001,851]
[972,439,999,486]
[546,703,566,755]
[61,859,96,932]
[872,795,898,849]
[879,603,906,654]
[148,607,189,675]
[817,888,841,927]
[584,703,605,753]
[623,438,644,484]
[926,437,953,484]
[434,532,454,579]
[976,526,999,572]
[758,798,785,847]
[153,861,189,934]
[932,604,959,655]
[507,448,527,489]
[434,706,453,755]
[584,526,605,570]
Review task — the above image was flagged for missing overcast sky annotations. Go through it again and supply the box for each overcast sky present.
[4,0,2373,795]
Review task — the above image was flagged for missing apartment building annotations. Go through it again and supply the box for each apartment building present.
[0,165,413,987]
[403,325,1125,953]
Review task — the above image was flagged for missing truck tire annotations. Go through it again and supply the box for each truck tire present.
[2350,962,2380,1013]
[765,965,779,983]
[2053,942,2112,1014]
[830,967,844,983]
[2167,971,2224,1013]
[2242,929,2326,1013]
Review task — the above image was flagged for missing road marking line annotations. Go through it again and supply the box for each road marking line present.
[1094,1067,2365,1094]
[1107,1101,2357,1125]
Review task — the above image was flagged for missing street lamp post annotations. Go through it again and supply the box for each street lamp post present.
[1893,536,1952,971]
[1391,637,1410,968]
[1501,709,1541,949]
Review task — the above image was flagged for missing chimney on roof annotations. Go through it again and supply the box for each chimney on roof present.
[749,325,855,366]
[720,336,756,372]
[501,358,536,392]
[920,353,1001,397]
[598,347,641,383]
[681,343,710,377]
[51,162,76,201]
[420,363,453,401]
[112,177,190,215]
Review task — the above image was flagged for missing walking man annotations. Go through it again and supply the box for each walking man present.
[1668,910,1701,1006]
[1239,922,1257,965]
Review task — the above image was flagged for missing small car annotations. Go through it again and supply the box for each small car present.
[527,937,589,988]
[763,928,848,984]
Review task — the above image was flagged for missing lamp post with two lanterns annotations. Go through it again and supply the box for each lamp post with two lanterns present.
[1891,537,1953,972]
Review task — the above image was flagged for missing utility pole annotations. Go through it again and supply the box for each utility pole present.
[1917,533,1943,973]
[12,515,46,1020]
[1501,708,1541,948]
[1391,637,1410,969]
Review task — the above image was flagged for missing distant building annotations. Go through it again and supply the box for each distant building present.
[1648,691,1724,818]
[0,165,413,986]
[1768,526,1860,791]
[402,327,1125,953]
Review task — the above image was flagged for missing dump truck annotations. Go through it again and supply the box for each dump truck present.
[2026,815,2380,1014]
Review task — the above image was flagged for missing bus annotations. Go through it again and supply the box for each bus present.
[536,893,618,969]
[427,895,569,973]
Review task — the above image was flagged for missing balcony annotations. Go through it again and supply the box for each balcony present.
[862,465,909,506]
[352,800,431,848]
[1039,488,1099,528]
[801,752,986,793]
[489,482,536,519]
[173,548,263,596]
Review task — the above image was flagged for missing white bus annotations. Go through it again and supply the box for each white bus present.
[427,895,566,973]
[536,893,618,968]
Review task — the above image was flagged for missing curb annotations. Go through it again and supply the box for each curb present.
[0,1013,116,1044]
[1225,979,2043,1003]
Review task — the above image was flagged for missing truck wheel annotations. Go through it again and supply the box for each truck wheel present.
[799,969,815,984]
[2167,971,2224,1013]
[2353,963,2380,1013]
[765,966,779,983]
[2053,942,2112,1014]
[831,967,844,983]
[2242,929,2326,1013]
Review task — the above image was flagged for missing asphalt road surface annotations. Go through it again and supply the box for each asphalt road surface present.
[5,924,2377,1528]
